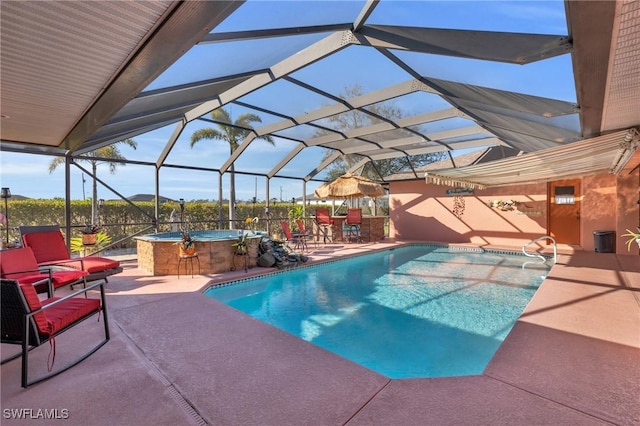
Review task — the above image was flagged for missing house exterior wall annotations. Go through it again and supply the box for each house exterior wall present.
[389,170,639,254]
[614,171,640,254]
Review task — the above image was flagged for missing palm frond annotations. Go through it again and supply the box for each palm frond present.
[190,128,224,147]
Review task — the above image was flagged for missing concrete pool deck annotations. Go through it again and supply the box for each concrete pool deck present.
[1,241,638,425]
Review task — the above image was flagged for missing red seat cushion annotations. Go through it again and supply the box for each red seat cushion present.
[10,272,50,285]
[19,283,101,336]
[42,297,101,333]
[11,270,86,294]
[51,270,88,286]
[80,257,120,274]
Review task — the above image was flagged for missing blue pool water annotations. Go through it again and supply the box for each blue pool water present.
[205,245,550,379]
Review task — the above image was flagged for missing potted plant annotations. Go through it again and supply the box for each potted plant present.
[621,227,640,252]
[71,232,112,254]
[81,223,101,246]
[175,230,196,256]
[288,205,304,231]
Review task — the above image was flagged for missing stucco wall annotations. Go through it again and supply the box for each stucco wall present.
[389,170,639,254]
[389,181,548,248]
[615,171,640,254]
[581,174,617,252]
[578,172,639,253]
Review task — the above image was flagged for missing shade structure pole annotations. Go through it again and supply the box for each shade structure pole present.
[2,194,8,244]
[218,173,223,230]
[265,178,270,235]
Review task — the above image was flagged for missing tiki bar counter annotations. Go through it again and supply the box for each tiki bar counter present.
[313,215,386,243]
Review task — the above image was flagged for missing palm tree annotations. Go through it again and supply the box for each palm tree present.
[190,108,274,228]
[49,139,137,225]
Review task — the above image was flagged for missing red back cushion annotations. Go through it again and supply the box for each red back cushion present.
[22,231,70,263]
[0,247,40,279]
[346,208,362,225]
[18,283,51,335]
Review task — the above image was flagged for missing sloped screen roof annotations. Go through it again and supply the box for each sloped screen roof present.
[82,0,581,183]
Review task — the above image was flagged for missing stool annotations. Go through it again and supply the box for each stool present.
[318,224,332,244]
[345,224,361,243]
[177,253,200,278]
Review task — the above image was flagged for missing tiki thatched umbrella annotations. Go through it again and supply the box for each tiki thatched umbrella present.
[314,172,385,199]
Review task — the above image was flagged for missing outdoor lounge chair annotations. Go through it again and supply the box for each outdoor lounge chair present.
[280,221,307,252]
[314,208,334,243]
[20,225,122,282]
[0,278,109,388]
[0,247,88,297]
[345,208,362,243]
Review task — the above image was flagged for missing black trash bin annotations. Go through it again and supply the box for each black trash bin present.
[593,230,615,253]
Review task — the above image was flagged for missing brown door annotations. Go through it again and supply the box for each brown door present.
[548,179,581,245]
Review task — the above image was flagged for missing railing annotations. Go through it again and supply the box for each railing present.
[522,236,557,265]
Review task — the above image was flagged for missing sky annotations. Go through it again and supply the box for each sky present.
[0,0,573,203]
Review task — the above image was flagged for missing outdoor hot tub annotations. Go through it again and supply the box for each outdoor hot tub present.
[135,230,261,276]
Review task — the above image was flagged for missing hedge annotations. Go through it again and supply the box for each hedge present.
[2,199,377,249]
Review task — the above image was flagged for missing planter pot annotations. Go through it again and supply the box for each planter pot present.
[82,233,97,246]
[179,246,196,256]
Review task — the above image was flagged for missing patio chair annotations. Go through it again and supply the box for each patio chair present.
[314,208,334,243]
[0,278,109,388]
[0,247,88,297]
[296,219,317,249]
[20,225,122,283]
[280,221,307,252]
[345,208,362,243]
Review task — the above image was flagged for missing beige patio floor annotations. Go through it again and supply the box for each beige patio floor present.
[1,241,638,425]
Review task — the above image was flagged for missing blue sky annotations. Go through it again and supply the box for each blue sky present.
[0,0,573,202]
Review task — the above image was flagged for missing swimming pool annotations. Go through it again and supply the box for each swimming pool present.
[205,245,550,379]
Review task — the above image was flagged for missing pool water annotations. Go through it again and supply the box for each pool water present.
[205,245,550,379]
[140,229,254,241]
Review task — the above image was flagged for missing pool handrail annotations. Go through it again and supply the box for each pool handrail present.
[522,236,557,265]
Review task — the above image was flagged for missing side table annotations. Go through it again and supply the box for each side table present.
[178,252,200,278]
[231,248,249,273]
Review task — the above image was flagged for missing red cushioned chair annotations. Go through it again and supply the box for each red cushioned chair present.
[20,225,122,283]
[0,247,88,297]
[296,219,317,249]
[314,208,334,244]
[0,278,109,387]
[280,221,307,252]
[345,208,362,243]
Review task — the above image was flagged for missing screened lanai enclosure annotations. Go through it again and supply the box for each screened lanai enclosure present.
[1,1,638,242]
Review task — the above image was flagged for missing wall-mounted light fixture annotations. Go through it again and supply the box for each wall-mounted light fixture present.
[1,187,12,244]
